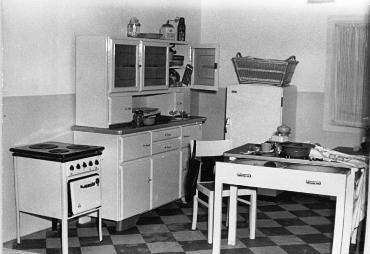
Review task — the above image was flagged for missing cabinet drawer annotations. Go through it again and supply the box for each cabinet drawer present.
[152,139,181,155]
[181,124,202,147]
[217,162,347,196]
[120,133,151,162]
[152,127,181,142]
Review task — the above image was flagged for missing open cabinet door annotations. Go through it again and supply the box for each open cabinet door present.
[190,44,219,91]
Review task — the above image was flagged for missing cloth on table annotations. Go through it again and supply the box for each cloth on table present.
[309,145,368,243]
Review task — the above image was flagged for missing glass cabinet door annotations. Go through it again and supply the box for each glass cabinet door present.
[190,44,219,91]
[112,41,140,92]
[142,43,168,90]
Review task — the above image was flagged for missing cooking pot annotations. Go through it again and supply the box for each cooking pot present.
[280,142,314,159]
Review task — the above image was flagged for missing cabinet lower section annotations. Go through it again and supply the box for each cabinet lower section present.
[151,151,180,209]
[73,123,202,224]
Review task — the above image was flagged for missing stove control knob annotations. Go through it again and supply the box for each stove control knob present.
[69,165,74,171]
[94,160,99,165]
[82,162,87,168]
[89,161,93,166]
[76,164,81,169]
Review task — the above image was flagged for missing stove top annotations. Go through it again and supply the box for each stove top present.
[10,141,105,162]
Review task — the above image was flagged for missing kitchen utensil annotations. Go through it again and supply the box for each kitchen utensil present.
[143,116,156,126]
[261,142,272,152]
[280,142,314,159]
[169,69,180,87]
[132,110,144,127]
[181,64,193,86]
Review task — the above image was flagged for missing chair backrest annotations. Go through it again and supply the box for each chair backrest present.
[192,139,233,158]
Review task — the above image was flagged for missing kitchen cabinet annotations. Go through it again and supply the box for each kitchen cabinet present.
[121,132,151,162]
[73,122,203,225]
[120,158,151,219]
[109,95,133,126]
[76,35,169,94]
[75,36,218,128]
[151,150,180,208]
[170,43,220,91]
[179,124,203,198]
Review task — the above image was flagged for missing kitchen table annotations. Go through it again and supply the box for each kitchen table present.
[211,144,360,254]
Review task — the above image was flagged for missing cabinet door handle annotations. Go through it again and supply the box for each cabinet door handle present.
[143,144,151,147]
[165,145,172,149]
[305,180,321,185]
[183,135,190,138]
[147,177,152,183]
[164,133,172,137]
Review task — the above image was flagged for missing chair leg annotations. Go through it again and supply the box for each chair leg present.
[191,192,198,230]
[208,191,214,244]
[249,192,257,239]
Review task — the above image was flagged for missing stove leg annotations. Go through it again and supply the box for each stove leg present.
[16,211,20,244]
[98,208,102,242]
[52,219,58,231]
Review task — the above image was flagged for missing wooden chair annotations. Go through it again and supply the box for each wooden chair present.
[190,140,257,244]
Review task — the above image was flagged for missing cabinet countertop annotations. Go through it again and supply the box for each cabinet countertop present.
[72,116,206,135]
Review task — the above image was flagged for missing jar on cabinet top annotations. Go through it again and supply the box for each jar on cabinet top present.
[160,21,175,40]
[127,17,141,37]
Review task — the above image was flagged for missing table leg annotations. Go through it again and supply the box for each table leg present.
[341,168,355,254]
[212,181,223,254]
[332,186,346,254]
[228,186,237,245]
[61,218,68,254]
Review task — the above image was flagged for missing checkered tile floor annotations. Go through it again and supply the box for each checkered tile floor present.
[3,192,365,254]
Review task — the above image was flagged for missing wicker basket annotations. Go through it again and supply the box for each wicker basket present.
[232,53,298,86]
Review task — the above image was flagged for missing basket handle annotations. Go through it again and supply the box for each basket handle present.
[286,56,296,62]
[236,52,243,58]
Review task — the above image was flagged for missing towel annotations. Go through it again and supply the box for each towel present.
[309,144,368,243]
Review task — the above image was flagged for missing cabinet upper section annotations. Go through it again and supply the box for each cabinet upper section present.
[76,35,219,94]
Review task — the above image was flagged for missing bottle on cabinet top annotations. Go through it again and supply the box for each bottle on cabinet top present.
[177,17,186,41]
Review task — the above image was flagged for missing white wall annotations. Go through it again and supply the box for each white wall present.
[2,0,202,242]
[198,0,368,146]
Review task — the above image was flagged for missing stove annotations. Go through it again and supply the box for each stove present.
[10,141,104,162]
[10,141,105,253]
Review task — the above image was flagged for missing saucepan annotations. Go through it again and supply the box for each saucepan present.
[280,142,314,159]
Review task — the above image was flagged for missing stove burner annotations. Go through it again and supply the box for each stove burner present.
[29,144,58,150]
[48,149,70,154]
[66,145,91,150]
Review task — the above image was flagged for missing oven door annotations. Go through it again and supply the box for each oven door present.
[68,173,101,215]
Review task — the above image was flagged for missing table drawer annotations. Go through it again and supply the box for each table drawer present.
[152,139,181,155]
[120,133,151,162]
[152,127,181,142]
[216,162,347,196]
